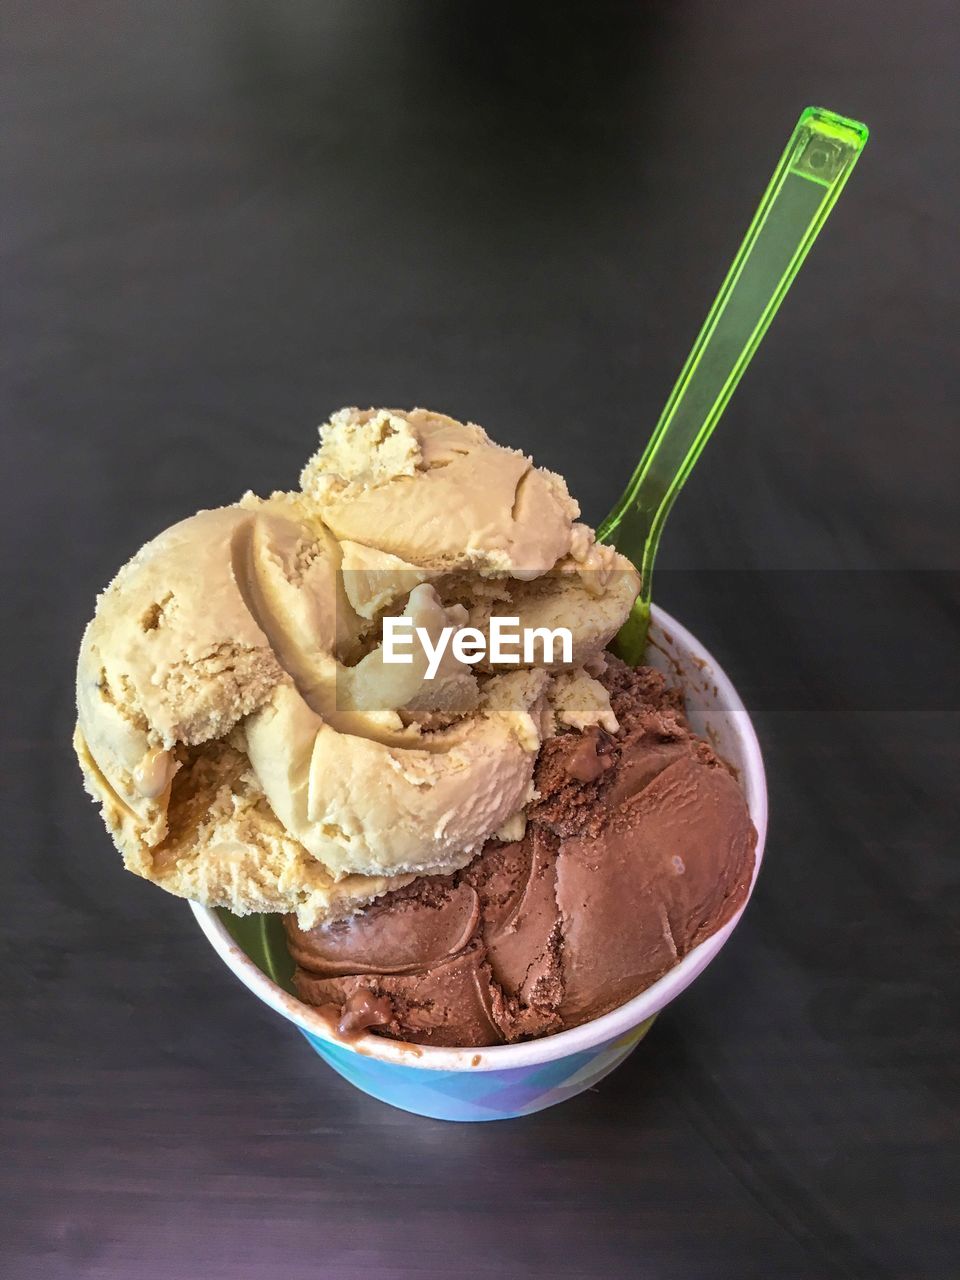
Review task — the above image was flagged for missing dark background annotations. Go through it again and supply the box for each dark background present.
[3,2,958,1278]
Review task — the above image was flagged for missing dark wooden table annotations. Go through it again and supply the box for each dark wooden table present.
[3,4,957,1277]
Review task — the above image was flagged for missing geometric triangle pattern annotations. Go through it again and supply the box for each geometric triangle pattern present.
[299,1018,655,1122]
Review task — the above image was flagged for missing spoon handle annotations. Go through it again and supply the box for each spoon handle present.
[600,106,868,662]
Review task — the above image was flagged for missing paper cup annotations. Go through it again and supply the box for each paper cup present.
[191,605,767,1121]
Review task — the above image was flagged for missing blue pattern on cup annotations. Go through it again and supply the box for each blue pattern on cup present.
[299,1021,654,1121]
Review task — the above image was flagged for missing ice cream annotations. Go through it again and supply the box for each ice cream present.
[75,408,639,927]
[284,658,756,1045]
[75,405,756,1047]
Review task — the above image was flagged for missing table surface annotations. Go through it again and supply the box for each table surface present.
[3,3,958,1278]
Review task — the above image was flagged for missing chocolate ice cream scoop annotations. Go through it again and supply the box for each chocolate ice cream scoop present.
[284,659,756,1046]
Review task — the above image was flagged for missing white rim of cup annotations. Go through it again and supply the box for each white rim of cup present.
[190,604,768,1072]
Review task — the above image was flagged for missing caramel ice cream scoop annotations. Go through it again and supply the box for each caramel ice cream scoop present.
[74,408,639,926]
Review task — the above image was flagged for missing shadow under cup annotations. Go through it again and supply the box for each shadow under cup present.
[191,606,768,1122]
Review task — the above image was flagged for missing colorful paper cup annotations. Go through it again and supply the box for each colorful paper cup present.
[191,605,767,1121]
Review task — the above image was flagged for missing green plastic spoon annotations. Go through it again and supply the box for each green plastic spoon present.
[598,106,868,662]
